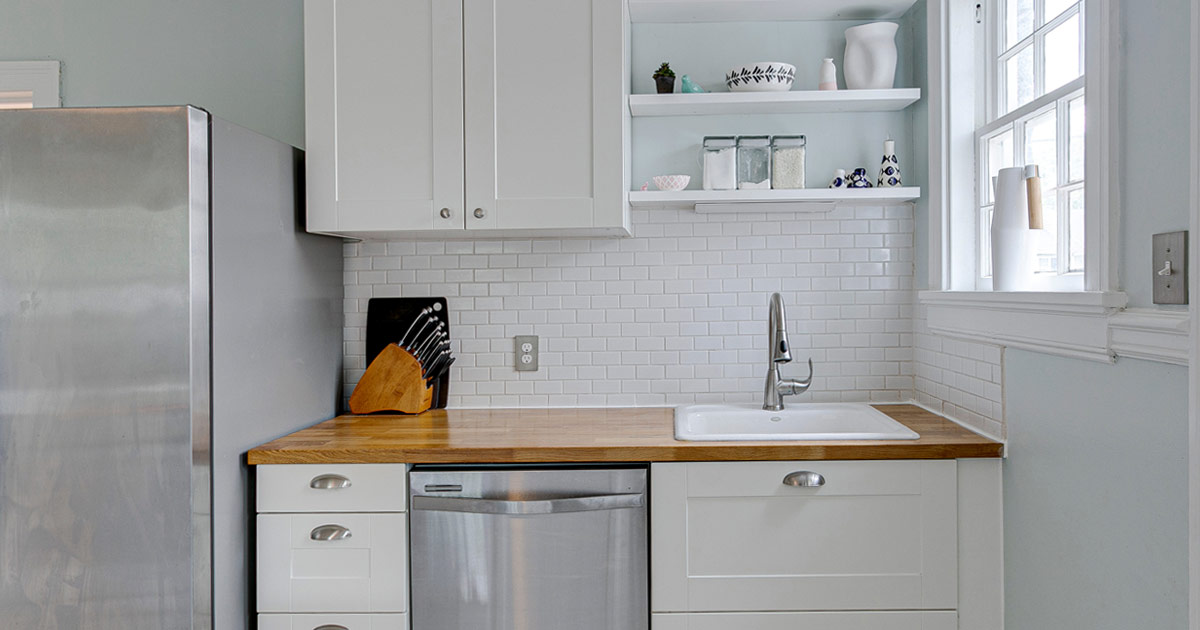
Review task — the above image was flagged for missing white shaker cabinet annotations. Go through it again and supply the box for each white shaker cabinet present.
[650,459,1004,630]
[305,0,630,239]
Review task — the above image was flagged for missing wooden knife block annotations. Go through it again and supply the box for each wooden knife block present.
[349,344,433,415]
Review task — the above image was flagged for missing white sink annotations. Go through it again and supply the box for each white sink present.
[674,403,920,441]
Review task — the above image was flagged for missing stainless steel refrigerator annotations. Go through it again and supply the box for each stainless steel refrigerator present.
[0,106,345,629]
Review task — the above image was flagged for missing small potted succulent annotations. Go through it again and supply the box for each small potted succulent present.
[653,62,676,94]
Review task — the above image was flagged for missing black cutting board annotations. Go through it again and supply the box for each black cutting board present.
[365,297,450,410]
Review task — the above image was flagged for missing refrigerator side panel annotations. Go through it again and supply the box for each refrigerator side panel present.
[209,117,344,629]
[0,107,199,628]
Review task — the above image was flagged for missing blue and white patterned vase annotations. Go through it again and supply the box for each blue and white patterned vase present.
[828,168,847,189]
[847,167,873,188]
[877,139,902,187]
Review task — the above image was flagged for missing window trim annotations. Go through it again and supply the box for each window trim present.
[0,61,61,109]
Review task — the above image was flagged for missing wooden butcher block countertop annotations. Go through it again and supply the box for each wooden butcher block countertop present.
[247,404,1002,464]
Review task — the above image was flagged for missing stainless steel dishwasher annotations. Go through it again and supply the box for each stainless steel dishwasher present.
[409,465,648,630]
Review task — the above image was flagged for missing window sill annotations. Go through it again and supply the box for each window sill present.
[919,291,1190,366]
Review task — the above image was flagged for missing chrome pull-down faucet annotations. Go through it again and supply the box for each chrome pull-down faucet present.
[763,292,813,411]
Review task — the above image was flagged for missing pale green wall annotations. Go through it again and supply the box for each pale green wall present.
[0,0,305,148]
[1004,351,1189,629]
[999,0,1193,626]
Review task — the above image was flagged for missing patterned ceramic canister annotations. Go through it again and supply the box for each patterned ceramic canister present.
[877,139,902,187]
[828,168,848,189]
[847,167,873,188]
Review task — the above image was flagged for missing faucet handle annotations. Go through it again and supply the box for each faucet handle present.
[779,359,814,396]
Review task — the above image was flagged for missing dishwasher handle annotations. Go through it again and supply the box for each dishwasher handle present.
[411,492,644,515]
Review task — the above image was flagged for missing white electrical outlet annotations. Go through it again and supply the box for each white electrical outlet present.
[514,335,538,371]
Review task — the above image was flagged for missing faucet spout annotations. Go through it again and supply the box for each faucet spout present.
[768,292,793,364]
[763,293,813,411]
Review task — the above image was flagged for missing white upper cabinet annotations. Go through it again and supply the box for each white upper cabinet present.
[305,0,630,239]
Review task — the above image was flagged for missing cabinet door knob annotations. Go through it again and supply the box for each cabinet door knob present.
[473,208,486,219]
[310,524,352,541]
[782,471,825,487]
[439,207,452,219]
[309,474,351,490]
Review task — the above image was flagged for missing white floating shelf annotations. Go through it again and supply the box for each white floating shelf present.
[628,0,919,23]
[629,187,921,211]
[628,89,921,117]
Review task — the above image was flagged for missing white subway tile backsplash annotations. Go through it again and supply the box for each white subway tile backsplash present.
[342,206,922,409]
[914,303,1005,438]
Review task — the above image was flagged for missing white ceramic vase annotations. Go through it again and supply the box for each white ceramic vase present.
[843,22,899,90]
[818,58,838,91]
[991,166,1036,291]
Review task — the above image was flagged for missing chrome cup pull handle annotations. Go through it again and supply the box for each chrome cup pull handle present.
[782,471,825,487]
[310,524,352,541]
[309,474,351,490]
[314,626,349,630]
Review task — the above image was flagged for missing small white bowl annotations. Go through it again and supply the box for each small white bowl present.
[653,175,690,191]
[725,62,796,92]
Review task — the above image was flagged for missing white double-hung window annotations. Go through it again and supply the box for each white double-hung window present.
[922,0,1130,363]
[977,0,1086,290]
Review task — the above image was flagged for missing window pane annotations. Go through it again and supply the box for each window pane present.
[1004,45,1035,114]
[1025,107,1058,188]
[1068,188,1085,272]
[1031,189,1059,273]
[1068,95,1085,182]
[985,128,1015,204]
[1044,13,1081,93]
[1005,0,1035,49]
[981,207,994,278]
[1045,0,1076,22]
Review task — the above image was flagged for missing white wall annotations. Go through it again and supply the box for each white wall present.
[0,0,305,147]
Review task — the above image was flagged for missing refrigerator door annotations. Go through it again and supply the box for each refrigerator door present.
[0,107,210,629]
[409,467,649,630]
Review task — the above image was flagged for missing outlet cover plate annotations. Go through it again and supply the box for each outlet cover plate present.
[514,335,539,371]
[1153,231,1188,305]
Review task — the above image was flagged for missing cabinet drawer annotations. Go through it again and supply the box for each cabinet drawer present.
[651,611,956,630]
[258,513,408,613]
[257,464,407,513]
[651,461,957,613]
[259,613,408,630]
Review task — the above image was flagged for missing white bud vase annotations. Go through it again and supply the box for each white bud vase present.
[818,58,838,91]
[844,22,899,90]
[991,166,1037,291]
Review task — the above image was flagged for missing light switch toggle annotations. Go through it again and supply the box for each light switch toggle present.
[1158,261,1173,276]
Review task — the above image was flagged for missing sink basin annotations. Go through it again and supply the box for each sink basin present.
[674,403,920,441]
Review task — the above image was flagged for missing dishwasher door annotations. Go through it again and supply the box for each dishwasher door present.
[409,466,648,630]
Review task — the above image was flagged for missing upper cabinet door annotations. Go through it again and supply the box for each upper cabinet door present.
[462,0,628,235]
[306,0,465,234]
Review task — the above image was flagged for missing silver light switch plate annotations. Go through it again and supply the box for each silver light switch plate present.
[1153,231,1188,305]
[514,335,539,371]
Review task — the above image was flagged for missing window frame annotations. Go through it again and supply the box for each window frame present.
[975,0,1087,291]
[926,0,1117,294]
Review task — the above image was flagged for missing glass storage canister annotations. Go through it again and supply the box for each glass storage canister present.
[736,136,771,190]
[702,136,737,191]
[771,135,806,189]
